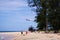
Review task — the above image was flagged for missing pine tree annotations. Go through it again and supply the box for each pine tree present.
[27,0,60,33]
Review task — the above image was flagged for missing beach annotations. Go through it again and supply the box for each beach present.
[0,32,18,40]
[0,32,60,40]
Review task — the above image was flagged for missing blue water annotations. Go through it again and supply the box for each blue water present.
[0,30,28,33]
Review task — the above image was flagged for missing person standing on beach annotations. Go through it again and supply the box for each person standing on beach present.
[21,32,23,34]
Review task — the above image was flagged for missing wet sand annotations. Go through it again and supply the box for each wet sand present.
[0,32,60,40]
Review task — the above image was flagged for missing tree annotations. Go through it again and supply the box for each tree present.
[48,0,60,33]
[28,26,34,32]
[27,0,60,33]
[28,0,49,31]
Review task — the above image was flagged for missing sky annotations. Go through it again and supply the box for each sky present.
[0,0,37,31]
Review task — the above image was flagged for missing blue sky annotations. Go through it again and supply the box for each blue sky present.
[0,0,37,31]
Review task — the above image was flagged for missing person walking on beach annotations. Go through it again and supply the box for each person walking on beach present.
[21,31,23,35]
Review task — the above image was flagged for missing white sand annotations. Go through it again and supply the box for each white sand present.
[12,32,60,40]
[0,32,60,40]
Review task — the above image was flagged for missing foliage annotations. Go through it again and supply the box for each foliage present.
[27,0,60,33]
[28,26,35,32]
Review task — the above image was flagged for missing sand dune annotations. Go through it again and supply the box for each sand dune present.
[0,32,60,40]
